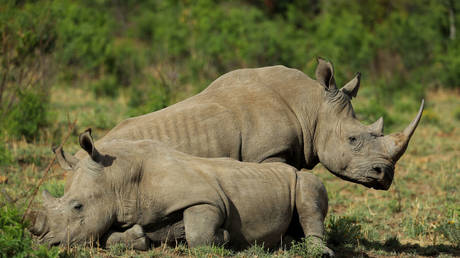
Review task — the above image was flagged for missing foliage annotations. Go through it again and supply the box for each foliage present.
[0,203,60,257]
[0,0,56,141]
[4,90,49,142]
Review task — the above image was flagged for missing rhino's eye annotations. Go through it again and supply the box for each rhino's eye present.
[72,203,83,212]
[348,136,357,145]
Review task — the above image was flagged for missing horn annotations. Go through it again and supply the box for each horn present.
[25,210,48,236]
[369,117,384,135]
[384,100,424,162]
[340,72,361,98]
[42,190,55,205]
[403,99,425,139]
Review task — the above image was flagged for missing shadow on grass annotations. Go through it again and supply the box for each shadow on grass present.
[327,216,460,257]
[360,237,460,257]
[330,239,460,258]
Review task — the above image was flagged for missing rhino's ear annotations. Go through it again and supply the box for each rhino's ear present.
[79,128,101,163]
[340,72,361,98]
[315,57,337,92]
[53,146,78,171]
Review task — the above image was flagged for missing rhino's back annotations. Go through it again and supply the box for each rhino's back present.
[95,100,241,160]
[202,65,311,93]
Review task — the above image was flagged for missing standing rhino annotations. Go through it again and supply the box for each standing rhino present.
[64,58,423,191]
[29,130,334,256]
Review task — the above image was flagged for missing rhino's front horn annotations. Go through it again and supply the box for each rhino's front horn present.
[25,210,49,237]
[384,99,424,162]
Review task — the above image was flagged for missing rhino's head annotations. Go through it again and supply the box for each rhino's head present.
[313,58,423,190]
[28,130,118,246]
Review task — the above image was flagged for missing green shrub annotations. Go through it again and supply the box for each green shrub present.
[91,75,119,98]
[0,0,55,141]
[105,39,146,87]
[53,1,114,71]
[5,90,49,142]
[128,78,170,116]
[0,203,60,257]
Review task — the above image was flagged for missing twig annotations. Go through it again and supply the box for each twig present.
[21,117,77,222]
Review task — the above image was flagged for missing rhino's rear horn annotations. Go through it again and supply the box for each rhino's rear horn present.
[369,117,384,135]
[55,146,78,171]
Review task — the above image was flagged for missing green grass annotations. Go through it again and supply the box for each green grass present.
[0,87,459,257]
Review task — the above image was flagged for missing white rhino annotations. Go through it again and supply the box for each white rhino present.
[63,58,423,191]
[29,130,334,256]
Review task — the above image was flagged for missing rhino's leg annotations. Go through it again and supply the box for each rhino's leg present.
[102,224,150,251]
[183,204,229,247]
[295,171,334,257]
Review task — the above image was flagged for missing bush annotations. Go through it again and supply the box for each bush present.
[4,90,49,142]
[128,77,170,116]
[92,75,119,98]
[0,1,55,141]
[53,1,114,72]
[0,203,60,257]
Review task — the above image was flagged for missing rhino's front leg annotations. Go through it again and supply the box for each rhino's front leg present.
[183,204,230,247]
[295,171,334,257]
[101,224,150,251]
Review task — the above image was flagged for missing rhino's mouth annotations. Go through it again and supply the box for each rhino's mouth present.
[328,164,394,190]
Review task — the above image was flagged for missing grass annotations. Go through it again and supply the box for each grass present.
[0,86,459,257]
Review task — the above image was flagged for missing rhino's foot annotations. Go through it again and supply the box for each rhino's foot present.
[124,224,150,251]
[306,236,334,257]
[103,224,150,251]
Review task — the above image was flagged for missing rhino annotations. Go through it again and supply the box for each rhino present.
[29,129,334,256]
[64,58,424,191]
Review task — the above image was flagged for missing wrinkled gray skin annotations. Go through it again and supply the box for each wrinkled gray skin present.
[29,130,333,256]
[65,58,423,191]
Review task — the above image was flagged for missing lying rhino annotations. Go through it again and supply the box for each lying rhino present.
[29,130,334,256]
[63,59,423,191]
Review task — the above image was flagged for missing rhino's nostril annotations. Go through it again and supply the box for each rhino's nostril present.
[373,166,383,174]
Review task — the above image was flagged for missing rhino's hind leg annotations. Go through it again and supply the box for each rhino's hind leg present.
[183,204,229,248]
[101,224,150,251]
[295,171,334,257]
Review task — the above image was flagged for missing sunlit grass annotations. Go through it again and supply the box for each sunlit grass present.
[1,88,459,257]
